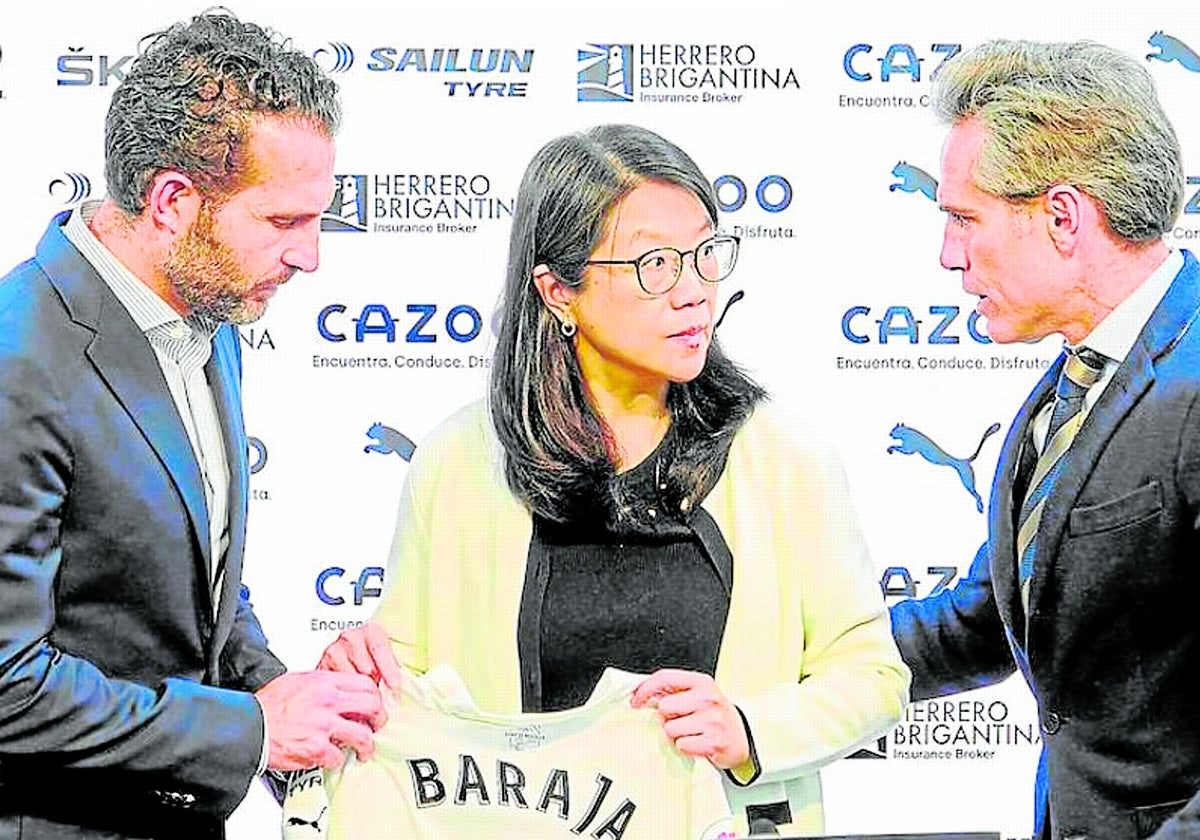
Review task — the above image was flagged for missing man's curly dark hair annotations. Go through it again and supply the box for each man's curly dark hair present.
[104,8,340,215]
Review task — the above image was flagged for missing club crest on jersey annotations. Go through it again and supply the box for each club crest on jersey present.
[504,723,547,752]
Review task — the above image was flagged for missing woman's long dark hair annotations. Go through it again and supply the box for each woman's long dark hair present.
[489,124,764,524]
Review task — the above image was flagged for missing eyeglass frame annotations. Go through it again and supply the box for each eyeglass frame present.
[583,234,740,296]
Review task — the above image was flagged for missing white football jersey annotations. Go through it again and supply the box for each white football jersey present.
[283,666,738,840]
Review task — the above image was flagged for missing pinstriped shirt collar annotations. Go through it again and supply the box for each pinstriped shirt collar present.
[61,201,220,348]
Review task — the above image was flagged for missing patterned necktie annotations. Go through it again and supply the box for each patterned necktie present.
[1016,347,1108,609]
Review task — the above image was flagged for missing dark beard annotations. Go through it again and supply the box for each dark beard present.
[162,205,265,324]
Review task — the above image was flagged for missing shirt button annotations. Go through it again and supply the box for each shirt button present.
[1042,711,1061,734]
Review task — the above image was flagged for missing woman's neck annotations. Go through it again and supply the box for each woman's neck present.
[587,385,671,473]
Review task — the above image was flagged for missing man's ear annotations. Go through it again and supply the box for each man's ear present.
[532,263,576,327]
[145,170,202,235]
[1045,185,1083,251]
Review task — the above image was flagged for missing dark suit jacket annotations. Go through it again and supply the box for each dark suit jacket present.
[0,213,287,838]
[891,250,1200,840]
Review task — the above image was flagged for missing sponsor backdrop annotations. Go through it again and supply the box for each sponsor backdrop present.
[2,2,1197,837]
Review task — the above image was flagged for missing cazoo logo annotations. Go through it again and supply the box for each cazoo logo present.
[318,303,484,344]
[842,305,990,345]
[843,42,961,82]
[1186,176,1200,214]
[879,565,959,600]
[713,175,791,213]
[316,567,384,606]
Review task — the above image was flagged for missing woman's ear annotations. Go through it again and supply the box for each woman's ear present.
[532,263,575,327]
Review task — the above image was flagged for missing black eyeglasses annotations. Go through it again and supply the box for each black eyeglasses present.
[584,234,740,296]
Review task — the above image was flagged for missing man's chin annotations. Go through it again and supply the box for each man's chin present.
[192,298,268,326]
[226,300,270,325]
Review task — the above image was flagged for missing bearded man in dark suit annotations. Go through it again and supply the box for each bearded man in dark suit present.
[0,12,383,838]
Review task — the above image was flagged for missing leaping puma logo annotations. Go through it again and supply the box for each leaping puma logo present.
[1147,31,1200,73]
[888,422,1001,513]
[365,422,417,461]
[285,806,327,833]
[890,162,937,201]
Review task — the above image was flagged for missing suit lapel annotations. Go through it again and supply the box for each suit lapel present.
[207,325,247,655]
[1024,251,1200,624]
[35,216,214,612]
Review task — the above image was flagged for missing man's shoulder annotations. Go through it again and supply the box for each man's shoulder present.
[0,216,86,328]
[0,257,76,357]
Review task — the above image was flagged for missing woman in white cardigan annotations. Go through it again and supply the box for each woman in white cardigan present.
[320,124,909,834]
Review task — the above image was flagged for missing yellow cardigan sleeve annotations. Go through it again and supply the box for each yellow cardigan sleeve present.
[709,407,910,784]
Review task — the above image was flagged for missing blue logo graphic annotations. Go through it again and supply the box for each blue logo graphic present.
[316,567,384,606]
[714,175,792,213]
[577,43,633,102]
[842,305,991,345]
[365,422,416,461]
[313,41,355,73]
[880,565,959,599]
[56,48,133,86]
[247,437,268,474]
[890,162,937,201]
[319,304,484,344]
[843,43,960,82]
[323,174,368,232]
[887,422,1001,512]
[49,172,91,205]
[1186,176,1200,215]
[1147,32,1200,73]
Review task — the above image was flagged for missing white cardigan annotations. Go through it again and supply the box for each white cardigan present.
[373,399,910,833]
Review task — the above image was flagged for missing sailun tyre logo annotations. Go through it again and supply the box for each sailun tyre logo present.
[247,437,268,475]
[49,172,92,205]
[314,42,355,74]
